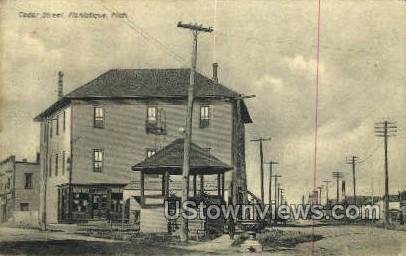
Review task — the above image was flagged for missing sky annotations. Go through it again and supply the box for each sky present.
[0,0,404,203]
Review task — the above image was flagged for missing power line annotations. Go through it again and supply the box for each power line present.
[358,142,383,164]
[99,3,188,65]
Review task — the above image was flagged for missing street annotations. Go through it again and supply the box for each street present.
[0,224,405,255]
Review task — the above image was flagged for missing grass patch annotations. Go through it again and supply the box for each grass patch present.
[232,229,323,249]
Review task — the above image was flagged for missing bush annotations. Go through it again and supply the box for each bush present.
[232,229,323,248]
[257,229,322,248]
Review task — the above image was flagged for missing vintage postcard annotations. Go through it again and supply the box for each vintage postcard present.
[0,0,405,255]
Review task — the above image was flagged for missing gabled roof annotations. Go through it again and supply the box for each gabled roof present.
[132,138,232,175]
[34,69,253,123]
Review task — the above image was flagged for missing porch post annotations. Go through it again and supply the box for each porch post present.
[199,175,204,195]
[165,171,170,198]
[193,174,197,197]
[217,173,221,196]
[140,170,145,206]
[221,173,225,200]
[161,174,165,196]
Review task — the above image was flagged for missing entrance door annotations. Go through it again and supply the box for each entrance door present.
[91,189,109,219]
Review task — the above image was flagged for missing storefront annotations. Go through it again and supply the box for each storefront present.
[57,183,126,222]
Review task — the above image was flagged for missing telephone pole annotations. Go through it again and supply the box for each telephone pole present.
[251,137,271,204]
[375,120,397,226]
[317,186,323,204]
[279,187,285,206]
[232,94,255,205]
[265,161,278,205]
[277,183,283,207]
[346,155,360,205]
[272,175,281,207]
[332,171,344,204]
[323,180,331,206]
[177,21,213,242]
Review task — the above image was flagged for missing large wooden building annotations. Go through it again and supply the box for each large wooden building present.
[34,66,252,224]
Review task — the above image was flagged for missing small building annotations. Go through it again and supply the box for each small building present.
[129,138,232,236]
[0,155,40,226]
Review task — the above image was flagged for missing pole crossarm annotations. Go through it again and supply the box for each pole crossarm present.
[177,22,213,33]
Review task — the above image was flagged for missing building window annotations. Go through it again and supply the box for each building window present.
[146,148,156,158]
[7,177,11,190]
[50,119,53,138]
[93,149,104,172]
[146,106,166,135]
[147,106,157,123]
[62,151,65,176]
[94,107,104,128]
[24,173,33,189]
[49,157,52,177]
[200,105,211,128]
[63,111,66,132]
[56,115,59,136]
[55,154,59,176]
[20,203,29,211]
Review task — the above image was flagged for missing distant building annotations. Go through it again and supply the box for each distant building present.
[0,155,40,225]
[34,66,252,225]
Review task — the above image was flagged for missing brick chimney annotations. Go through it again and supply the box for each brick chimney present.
[212,63,218,83]
[58,71,64,100]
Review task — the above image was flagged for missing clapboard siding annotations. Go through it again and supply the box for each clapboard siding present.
[71,99,233,185]
[41,106,72,223]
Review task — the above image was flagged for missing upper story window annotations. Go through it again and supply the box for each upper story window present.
[55,154,59,176]
[62,151,66,176]
[7,177,11,190]
[50,119,53,138]
[200,105,211,128]
[146,148,156,158]
[24,173,33,189]
[63,111,66,132]
[49,157,52,177]
[93,149,104,172]
[56,115,59,136]
[147,106,157,123]
[94,107,104,129]
[146,106,166,135]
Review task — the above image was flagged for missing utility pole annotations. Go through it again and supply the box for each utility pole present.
[346,155,360,205]
[265,161,278,205]
[40,118,50,231]
[317,186,323,204]
[277,183,282,208]
[323,180,331,206]
[375,120,397,226]
[332,171,344,204]
[232,95,255,205]
[279,188,285,205]
[272,174,282,207]
[251,137,271,204]
[177,21,213,242]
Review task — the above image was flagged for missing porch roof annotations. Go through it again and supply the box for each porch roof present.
[131,138,233,175]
